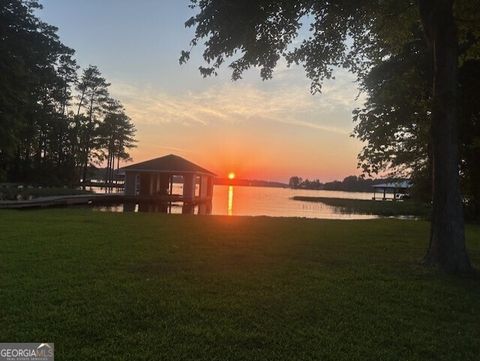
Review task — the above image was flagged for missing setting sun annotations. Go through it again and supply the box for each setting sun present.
[228,172,236,180]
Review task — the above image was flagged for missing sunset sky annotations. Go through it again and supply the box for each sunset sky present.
[39,0,365,182]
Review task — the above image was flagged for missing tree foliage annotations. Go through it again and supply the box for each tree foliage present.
[182,0,479,272]
[353,19,480,218]
[0,0,137,185]
[181,1,422,91]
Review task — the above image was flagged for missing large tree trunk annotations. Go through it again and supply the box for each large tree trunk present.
[419,0,472,273]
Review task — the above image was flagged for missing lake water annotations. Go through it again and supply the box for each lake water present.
[95,184,379,220]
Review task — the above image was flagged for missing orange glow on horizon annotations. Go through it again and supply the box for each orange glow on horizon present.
[125,129,364,183]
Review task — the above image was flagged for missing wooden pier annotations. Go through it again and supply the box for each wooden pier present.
[0,193,213,209]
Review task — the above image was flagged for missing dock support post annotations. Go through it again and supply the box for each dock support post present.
[155,174,161,194]
[200,175,208,200]
[208,176,214,197]
[124,172,137,196]
[149,174,156,195]
[183,173,196,203]
[139,174,150,196]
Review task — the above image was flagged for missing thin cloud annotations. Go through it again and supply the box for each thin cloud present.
[109,71,360,134]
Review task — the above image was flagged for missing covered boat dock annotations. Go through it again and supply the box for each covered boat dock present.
[121,154,215,206]
[372,181,411,201]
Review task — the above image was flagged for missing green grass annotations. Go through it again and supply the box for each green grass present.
[0,209,479,361]
[293,196,431,217]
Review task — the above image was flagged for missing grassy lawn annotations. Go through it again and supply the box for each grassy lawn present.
[0,209,479,361]
[292,196,431,217]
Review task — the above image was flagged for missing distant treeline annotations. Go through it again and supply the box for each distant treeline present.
[0,1,136,186]
[289,176,404,193]
[215,178,287,188]
[214,175,406,193]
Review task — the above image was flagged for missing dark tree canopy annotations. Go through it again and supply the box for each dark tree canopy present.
[182,1,426,91]
[182,0,479,273]
[353,28,432,178]
[182,1,477,86]
[0,0,137,186]
[353,23,480,219]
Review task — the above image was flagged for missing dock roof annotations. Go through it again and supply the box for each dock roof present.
[121,154,216,176]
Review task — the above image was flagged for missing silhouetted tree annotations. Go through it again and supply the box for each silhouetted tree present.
[75,66,111,185]
[0,0,81,184]
[0,1,137,186]
[97,99,137,189]
[353,24,480,220]
[181,0,479,273]
[288,176,302,189]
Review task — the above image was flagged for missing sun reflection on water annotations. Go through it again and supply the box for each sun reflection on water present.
[227,185,234,216]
